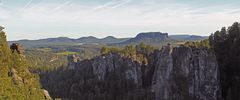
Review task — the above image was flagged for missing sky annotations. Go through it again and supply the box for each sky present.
[1,0,240,40]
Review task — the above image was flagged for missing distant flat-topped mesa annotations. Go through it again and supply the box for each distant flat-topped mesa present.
[135,32,168,39]
[120,32,170,45]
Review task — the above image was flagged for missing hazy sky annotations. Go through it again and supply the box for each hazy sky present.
[1,0,240,40]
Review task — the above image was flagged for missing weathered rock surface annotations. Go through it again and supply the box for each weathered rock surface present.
[67,54,80,70]
[153,46,221,100]
[92,53,142,85]
[10,43,25,56]
[42,45,221,100]
[9,68,24,85]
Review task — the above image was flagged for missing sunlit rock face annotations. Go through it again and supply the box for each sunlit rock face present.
[153,46,221,100]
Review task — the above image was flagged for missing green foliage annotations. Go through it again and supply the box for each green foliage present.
[0,31,11,77]
[0,29,45,99]
[100,46,110,55]
[209,22,240,100]
[26,45,100,72]
[136,42,155,55]
[183,39,211,48]
[56,51,79,56]
[26,50,67,71]
[37,48,52,52]
[100,46,121,55]
[122,45,137,59]
[100,43,155,64]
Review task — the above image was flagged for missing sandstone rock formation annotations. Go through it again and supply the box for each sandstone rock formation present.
[0,29,48,99]
[42,45,221,100]
[10,43,25,56]
[9,68,24,85]
[153,46,221,100]
[67,54,80,70]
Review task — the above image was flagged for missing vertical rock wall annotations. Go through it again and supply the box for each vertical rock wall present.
[153,46,221,100]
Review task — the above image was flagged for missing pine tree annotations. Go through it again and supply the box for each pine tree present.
[0,27,46,100]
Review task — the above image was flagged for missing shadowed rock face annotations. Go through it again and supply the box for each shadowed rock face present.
[153,46,221,100]
[67,54,80,70]
[42,45,221,100]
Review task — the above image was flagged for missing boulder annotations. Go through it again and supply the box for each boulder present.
[10,43,25,56]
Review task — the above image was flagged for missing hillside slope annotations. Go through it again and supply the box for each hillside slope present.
[0,28,49,99]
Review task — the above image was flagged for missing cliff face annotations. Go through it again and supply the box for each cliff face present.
[43,45,221,100]
[70,53,148,100]
[153,46,221,100]
[67,54,80,70]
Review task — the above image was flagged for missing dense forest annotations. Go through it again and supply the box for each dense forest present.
[209,22,240,100]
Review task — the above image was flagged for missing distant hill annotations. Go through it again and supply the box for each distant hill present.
[9,36,130,48]
[9,32,207,48]
[75,36,129,44]
[169,35,208,41]
[115,32,208,47]
[118,32,171,45]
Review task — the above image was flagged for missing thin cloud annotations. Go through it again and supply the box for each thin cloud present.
[111,0,131,8]
[23,0,34,9]
[50,1,72,13]
[93,0,131,11]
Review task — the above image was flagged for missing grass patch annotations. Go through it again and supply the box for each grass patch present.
[56,51,79,55]
[37,48,52,52]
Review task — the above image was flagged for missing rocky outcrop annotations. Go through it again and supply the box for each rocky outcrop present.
[9,68,24,85]
[43,89,52,100]
[152,45,173,100]
[92,53,142,85]
[0,28,47,99]
[67,54,80,70]
[43,45,221,100]
[10,43,25,56]
[153,46,221,100]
